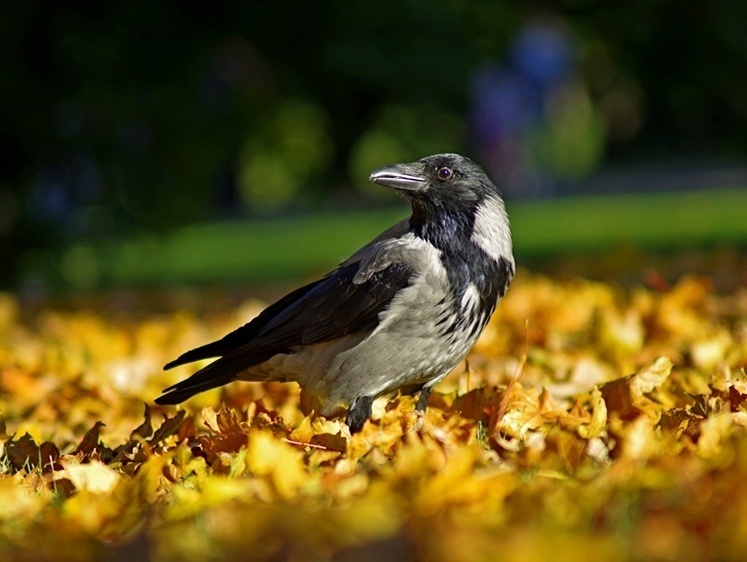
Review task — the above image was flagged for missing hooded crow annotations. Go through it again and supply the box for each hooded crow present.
[156,153,514,433]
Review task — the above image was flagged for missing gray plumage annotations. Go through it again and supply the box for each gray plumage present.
[156,153,514,433]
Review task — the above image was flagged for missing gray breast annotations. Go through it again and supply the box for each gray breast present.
[243,231,503,415]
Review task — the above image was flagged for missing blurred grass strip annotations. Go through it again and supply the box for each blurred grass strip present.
[90,189,747,287]
[510,188,747,252]
[102,209,406,285]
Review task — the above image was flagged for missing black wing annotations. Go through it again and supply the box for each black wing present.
[162,279,327,370]
[155,261,414,404]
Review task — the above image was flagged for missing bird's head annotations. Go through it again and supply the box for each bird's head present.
[369,154,509,251]
[369,153,499,215]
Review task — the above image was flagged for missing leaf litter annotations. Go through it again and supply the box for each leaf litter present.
[1,271,746,561]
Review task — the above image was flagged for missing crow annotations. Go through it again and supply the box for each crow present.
[156,153,514,433]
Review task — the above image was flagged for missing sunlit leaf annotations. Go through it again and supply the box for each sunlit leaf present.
[1,272,746,560]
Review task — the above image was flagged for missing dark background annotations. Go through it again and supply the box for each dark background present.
[3,1,747,291]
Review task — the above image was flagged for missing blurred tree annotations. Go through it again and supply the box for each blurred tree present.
[1,0,746,288]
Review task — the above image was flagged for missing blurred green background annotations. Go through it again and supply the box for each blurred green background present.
[2,1,746,292]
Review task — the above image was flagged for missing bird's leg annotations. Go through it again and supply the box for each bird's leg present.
[346,395,375,434]
[410,386,434,432]
[415,385,433,411]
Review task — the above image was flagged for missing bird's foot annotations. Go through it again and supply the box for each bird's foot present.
[411,408,428,432]
[345,395,375,434]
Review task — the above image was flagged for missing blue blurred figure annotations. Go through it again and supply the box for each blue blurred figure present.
[470,17,605,198]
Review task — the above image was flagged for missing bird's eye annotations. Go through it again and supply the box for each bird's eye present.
[437,167,453,181]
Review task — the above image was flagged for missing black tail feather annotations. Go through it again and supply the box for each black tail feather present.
[163,343,224,371]
[157,351,273,405]
[155,374,235,405]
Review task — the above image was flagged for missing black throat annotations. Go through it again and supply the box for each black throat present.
[409,204,475,255]
[409,205,513,318]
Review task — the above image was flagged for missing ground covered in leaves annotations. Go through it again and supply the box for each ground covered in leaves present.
[1,271,747,561]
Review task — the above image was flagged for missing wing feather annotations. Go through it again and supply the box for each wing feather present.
[156,259,415,405]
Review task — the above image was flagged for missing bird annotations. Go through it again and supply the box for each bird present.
[155,153,514,433]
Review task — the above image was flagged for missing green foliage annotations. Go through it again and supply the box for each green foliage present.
[2,1,747,287]
[238,100,333,210]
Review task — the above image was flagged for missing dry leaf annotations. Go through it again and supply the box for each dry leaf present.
[1,272,746,561]
[55,459,121,494]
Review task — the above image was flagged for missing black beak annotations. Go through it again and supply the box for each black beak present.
[369,163,427,193]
